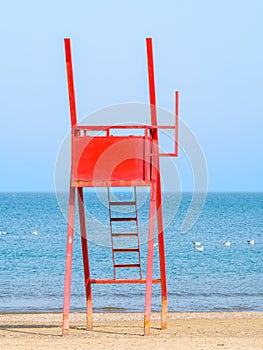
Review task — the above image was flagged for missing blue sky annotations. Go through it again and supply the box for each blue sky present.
[0,1,262,192]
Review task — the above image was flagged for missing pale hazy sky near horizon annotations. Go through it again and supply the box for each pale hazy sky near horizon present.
[0,1,262,192]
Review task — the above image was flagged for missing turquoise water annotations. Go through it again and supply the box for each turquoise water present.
[0,192,262,313]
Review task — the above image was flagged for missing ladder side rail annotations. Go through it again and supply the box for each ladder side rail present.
[134,186,143,279]
[107,187,117,279]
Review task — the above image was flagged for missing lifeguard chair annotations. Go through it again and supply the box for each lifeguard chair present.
[62,38,179,335]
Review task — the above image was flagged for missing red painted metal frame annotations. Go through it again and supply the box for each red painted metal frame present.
[175,91,179,156]
[77,187,92,330]
[145,37,168,334]
[90,279,161,284]
[64,38,77,127]
[62,37,179,336]
[72,124,178,157]
[62,186,75,335]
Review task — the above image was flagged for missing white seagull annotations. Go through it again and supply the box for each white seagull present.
[154,242,158,247]
[0,231,7,235]
[194,246,204,251]
[192,241,201,246]
[31,231,38,235]
[222,241,231,246]
[247,240,254,245]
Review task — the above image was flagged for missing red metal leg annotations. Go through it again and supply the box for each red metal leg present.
[62,186,76,335]
[146,37,168,330]
[156,184,168,329]
[77,187,93,330]
[144,183,156,335]
[64,38,77,127]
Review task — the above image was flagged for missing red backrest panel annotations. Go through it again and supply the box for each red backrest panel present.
[72,135,151,182]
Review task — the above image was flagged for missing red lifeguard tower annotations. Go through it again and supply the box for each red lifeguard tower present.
[62,38,179,335]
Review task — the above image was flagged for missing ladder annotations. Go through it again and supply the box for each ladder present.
[107,187,142,280]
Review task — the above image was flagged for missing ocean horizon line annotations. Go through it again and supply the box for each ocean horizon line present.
[0,190,262,194]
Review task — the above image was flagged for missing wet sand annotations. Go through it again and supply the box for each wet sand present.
[0,312,262,349]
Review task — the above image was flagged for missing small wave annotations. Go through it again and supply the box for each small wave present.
[99,307,127,312]
[112,292,145,297]
[210,306,253,312]
[169,292,263,297]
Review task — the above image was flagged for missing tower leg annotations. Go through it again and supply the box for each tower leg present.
[156,187,168,329]
[62,186,76,335]
[146,37,168,330]
[77,187,93,330]
[144,183,156,335]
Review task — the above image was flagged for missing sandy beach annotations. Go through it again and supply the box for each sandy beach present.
[0,312,262,350]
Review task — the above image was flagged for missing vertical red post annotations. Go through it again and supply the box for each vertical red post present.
[64,38,77,127]
[62,186,76,335]
[77,187,93,330]
[144,181,156,335]
[146,38,168,330]
[62,38,78,335]
[175,91,179,156]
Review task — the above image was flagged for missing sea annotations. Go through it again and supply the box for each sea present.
[0,191,262,313]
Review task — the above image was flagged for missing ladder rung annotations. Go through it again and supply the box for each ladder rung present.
[109,201,136,206]
[110,217,137,222]
[113,248,139,253]
[114,263,140,268]
[112,233,138,237]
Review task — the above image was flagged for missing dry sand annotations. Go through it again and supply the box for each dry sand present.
[0,312,262,350]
